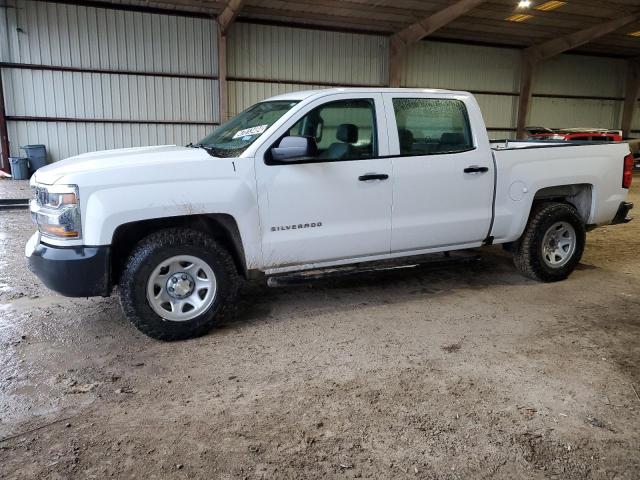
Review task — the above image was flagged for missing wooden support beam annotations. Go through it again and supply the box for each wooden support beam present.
[388,0,486,87]
[390,0,487,50]
[525,13,639,63]
[516,53,536,139]
[0,68,10,174]
[217,0,246,34]
[217,29,228,124]
[622,58,640,138]
[216,1,246,124]
[516,13,639,139]
[388,40,404,88]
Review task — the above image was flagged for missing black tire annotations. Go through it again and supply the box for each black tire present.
[119,228,239,340]
[513,202,586,282]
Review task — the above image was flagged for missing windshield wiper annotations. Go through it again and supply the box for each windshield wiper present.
[188,143,214,151]
[189,143,227,158]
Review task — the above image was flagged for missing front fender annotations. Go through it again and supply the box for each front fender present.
[82,178,262,270]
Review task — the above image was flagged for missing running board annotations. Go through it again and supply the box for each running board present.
[266,250,481,287]
[0,198,30,210]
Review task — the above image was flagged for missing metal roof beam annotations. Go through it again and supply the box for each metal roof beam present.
[388,0,487,86]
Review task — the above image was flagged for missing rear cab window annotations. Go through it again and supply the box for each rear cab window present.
[391,98,474,156]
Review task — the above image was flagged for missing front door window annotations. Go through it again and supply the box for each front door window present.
[286,99,377,161]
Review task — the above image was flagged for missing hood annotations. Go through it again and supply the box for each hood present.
[34,145,211,185]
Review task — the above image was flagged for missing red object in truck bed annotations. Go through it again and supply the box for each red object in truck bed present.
[526,127,622,142]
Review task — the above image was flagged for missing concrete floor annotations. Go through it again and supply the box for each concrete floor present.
[0,176,639,479]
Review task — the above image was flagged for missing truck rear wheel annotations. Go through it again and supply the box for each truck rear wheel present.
[119,228,239,340]
[513,202,586,282]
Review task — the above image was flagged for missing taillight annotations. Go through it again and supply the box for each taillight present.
[623,153,634,189]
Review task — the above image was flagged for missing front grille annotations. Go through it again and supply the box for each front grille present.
[35,186,49,206]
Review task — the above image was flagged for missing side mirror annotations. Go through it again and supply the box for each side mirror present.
[271,136,318,162]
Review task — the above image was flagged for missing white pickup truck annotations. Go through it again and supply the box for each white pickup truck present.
[26,88,634,340]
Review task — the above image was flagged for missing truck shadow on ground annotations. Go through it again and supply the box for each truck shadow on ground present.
[67,247,602,340]
[222,247,545,330]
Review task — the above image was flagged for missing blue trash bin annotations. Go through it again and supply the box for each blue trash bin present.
[9,157,30,180]
[20,144,47,174]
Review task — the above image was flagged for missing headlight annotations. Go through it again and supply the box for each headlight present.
[31,184,82,239]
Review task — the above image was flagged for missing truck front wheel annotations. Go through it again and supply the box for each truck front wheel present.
[513,202,586,282]
[119,228,239,340]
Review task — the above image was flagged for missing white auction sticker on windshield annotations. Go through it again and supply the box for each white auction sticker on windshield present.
[232,125,268,139]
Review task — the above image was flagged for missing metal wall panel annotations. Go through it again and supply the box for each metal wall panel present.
[528,55,625,131]
[1,0,219,161]
[2,0,217,74]
[401,41,625,134]
[529,52,624,132]
[401,41,521,93]
[228,23,388,86]
[0,5,8,162]
[228,81,327,117]
[533,54,626,98]
[529,98,622,130]
[631,106,640,133]
[6,121,211,164]
[487,130,515,140]
[0,6,8,67]
[226,22,388,117]
[401,41,520,135]
[472,93,518,132]
[2,68,217,123]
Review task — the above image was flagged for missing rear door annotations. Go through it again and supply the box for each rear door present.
[254,93,393,270]
[382,93,494,252]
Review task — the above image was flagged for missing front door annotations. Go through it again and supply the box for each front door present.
[382,93,494,252]
[255,94,392,270]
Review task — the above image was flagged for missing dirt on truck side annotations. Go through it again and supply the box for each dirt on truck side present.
[0,176,639,479]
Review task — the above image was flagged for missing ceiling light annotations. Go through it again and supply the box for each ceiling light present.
[518,0,532,8]
[628,30,640,37]
[535,1,567,11]
[506,13,533,22]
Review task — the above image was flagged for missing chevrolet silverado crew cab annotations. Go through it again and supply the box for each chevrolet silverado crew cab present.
[26,88,635,340]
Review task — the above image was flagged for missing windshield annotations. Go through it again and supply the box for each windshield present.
[197,100,299,157]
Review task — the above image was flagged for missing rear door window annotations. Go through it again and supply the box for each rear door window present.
[392,98,473,155]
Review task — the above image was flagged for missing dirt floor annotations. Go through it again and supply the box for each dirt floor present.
[0,176,639,479]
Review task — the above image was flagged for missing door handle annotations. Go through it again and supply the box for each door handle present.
[359,173,389,181]
[464,165,489,174]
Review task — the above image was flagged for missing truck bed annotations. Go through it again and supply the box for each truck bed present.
[490,139,620,150]
[489,140,630,244]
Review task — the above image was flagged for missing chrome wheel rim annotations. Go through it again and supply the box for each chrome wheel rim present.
[146,255,217,322]
[541,221,576,268]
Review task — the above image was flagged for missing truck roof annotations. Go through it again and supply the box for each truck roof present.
[264,87,467,102]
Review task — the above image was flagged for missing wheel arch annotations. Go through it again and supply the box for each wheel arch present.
[111,214,248,285]
[531,183,593,224]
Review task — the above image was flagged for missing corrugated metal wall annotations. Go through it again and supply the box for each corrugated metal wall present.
[226,23,629,140]
[401,41,628,138]
[226,23,389,116]
[530,55,626,130]
[0,2,632,163]
[399,41,520,137]
[0,0,219,162]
